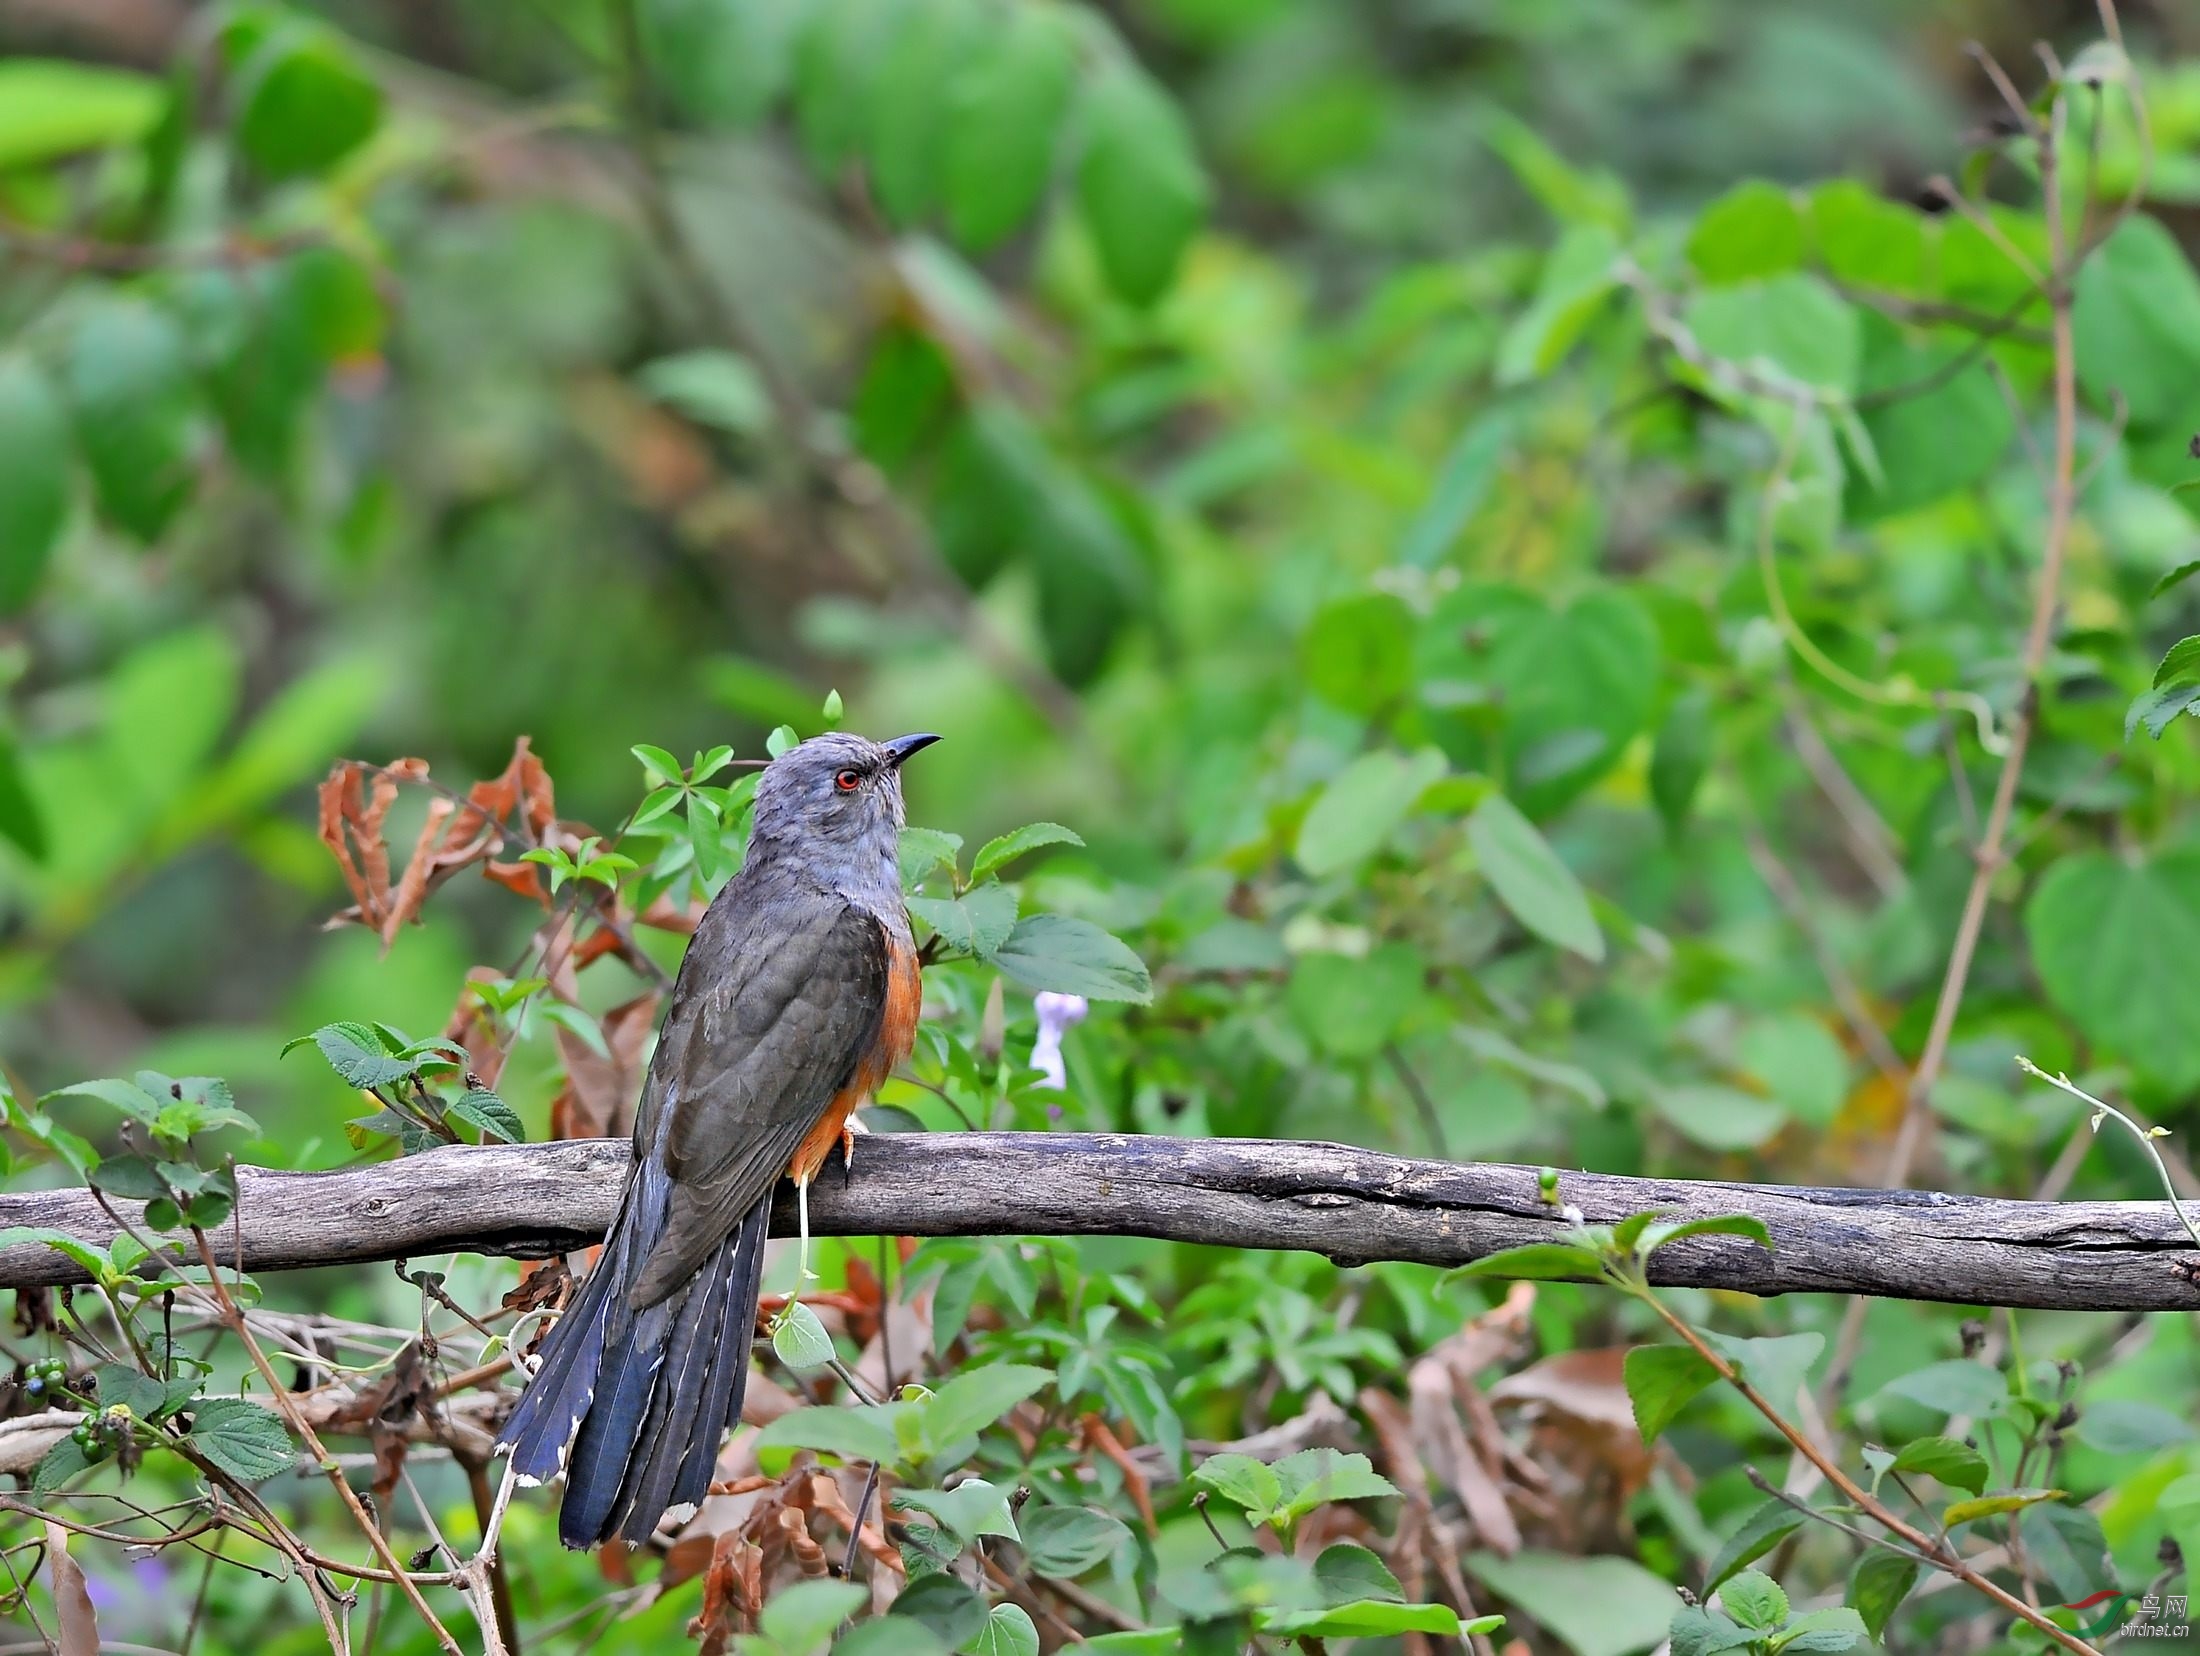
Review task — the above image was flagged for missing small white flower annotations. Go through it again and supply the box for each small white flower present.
[1029,992,1089,1090]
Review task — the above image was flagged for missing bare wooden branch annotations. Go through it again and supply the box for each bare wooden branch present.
[2,1134,2195,1311]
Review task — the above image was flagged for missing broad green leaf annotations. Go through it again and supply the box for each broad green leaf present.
[1624,1344,1720,1444]
[2025,850,2200,1090]
[1465,1551,1677,1656]
[772,1302,837,1370]
[1274,1448,1397,1519]
[0,730,43,861]
[894,1478,1018,1543]
[1683,273,1859,398]
[1637,1214,1775,1258]
[1480,110,1629,229]
[1846,1551,1918,1641]
[1467,795,1603,961]
[900,826,964,886]
[65,298,199,543]
[756,1405,903,1470]
[0,59,163,167]
[1717,1569,1787,1631]
[2156,636,2200,689]
[865,0,979,225]
[1296,749,1446,877]
[1873,1359,2006,1418]
[834,1623,947,1656]
[943,3,1074,250]
[1191,1452,1283,1520]
[1707,1331,1823,1414]
[887,1575,988,1644]
[33,1435,96,1492]
[1305,592,1415,716]
[1496,224,1620,384]
[760,1579,866,1655]
[1398,409,1515,568]
[642,0,801,128]
[1779,1606,1866,1653]
[2017,1501,2116,1602]
[287,1022,419,1091]
[1809,180,1929,294]
[1849,313,2013,518]
[1077,60,1209,305]
[992,915,1152,1003]
[1020,1506,1131,1577]
[1651,1083,1786,1151]
[1313,1542,1402,1605]
[1285,943,1422,1059]
[232,21,382,178]
[43,1076,165,1124]
[1943,1488,2064,1528]
[1649,689,1712,837]
[1669,1606,1758,1656]
[186,1397,295,1482]
[1734,1013,1849,1128]
[1257,1601,1463,1638]
[0,356,71,615]
[0,1227,113,1282]
[1889,1434,1987,1495]
[446,1089,523,1144]
[908,882,1019,960]
[1448,1243,1602,1283]
[969,1603,1039,1656]
[915,1363,1051,1452]
[1688,181,1805,283]
[637,351,769,435]
[971,822,1084,881]
[2074,1399,2195,1454]
[2073,215,2200,428]
[1703,1496,1805,1592]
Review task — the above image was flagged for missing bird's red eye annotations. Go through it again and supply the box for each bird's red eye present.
[834,768,863,792]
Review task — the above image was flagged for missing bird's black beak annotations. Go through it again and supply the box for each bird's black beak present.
[882,732,943,768]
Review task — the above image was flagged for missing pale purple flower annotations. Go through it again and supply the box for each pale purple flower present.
[1029,992,1088,1090]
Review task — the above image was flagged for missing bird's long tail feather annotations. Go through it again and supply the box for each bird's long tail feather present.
[495,1162,771,1548]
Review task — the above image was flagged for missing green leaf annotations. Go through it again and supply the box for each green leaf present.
[1683,273,1859,398]
[0,355,71,616]
[1398,409,1515,569]
[2154,636,2200,689]
[1496,224,1621,384]
[0,1227,111,1282]
[288,1022,419,1091]
[1889,1434,1988,1495]
[899,826,964,886]
[1704,1496,1805,1592]
[834,1624,947,1656]
[1809,181,1928,294]
[971,822,1084,881]
[1848,313,2014,519]
[943,3,1074,249]
[186,1397,294,1482]
[992,915,1152,1003]
[1273,1449,1397,1520]
[1467,795,1604,961]
[865,0,979,225]
[889,1575,989,1647]
[908,882,1019,960]
[1192,1453,1284,1520]
[1688,181,1805,283]
[1734,1014,1849,1129]
[760,1579,866,1655]
[65,297,199,543]
[1669,1606,1758,1656]
[1846,1551,1918,1641]
[1448,1243,1602,1283]
[1296,749,1447,877]
[232,21,382,178]
[1313,1542,1402,1606]
[1637,1214,1776,1258]
[756,1405,903,1471]
[1257,1601,1463,1638]
[1651,1084,1787,1151]
[894,1478,1018,1543]
[1778,1606,1866,1653]
[1305,592,1415,715]
[2074,1399,2194,1454]
[1285,943,1422,1059]
[0,729,44,861]
[0,58,163,167]
[2026,849,2200,1090]
[445,1089,522,1144]
[2126,682,2200,741]
[33,1435,96,1493]
[1649,689,1712,838]
[772,1302,837,1370]
[2073,215,2200,428]
[1707,1332,1823,1415]
[2151,558,2200,601]
[1718,1570,1787,1631]
[2017,1502,2116,1602]
[43,1076,166,1124]
[1465,1551,1678,1656]
[1077,60,1209,305]
[1624,1344,1720,1444]
[637,350,769,435]
[1943,1488,2064,1528]
[969,1603,1040,1656]
[915,1363,1052,1453]
[1020,1506,1131,1577]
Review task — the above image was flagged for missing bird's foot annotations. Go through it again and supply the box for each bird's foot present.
[840,1112,870,1176]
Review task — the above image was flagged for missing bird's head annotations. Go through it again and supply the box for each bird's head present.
[748,731,941,881]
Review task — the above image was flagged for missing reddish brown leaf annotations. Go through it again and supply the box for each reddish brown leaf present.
[1079,1413,1156,1533]
[552,991,659,1140]
[43,1522,99,1656]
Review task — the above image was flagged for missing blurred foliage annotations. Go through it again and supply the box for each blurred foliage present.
[5,0,2200,1651]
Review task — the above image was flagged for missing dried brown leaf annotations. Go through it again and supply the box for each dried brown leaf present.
[43,1522,98,1656]
[1080,1413,1156,1533]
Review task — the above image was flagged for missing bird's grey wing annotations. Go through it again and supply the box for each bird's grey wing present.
[626,890,888,1307]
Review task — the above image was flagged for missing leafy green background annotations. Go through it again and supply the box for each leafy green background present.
[5,0,2200,1652]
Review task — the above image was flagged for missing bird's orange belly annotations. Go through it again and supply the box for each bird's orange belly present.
[787,936,921,1186]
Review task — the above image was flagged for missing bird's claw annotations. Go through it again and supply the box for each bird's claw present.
[839,1112,870,1174]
